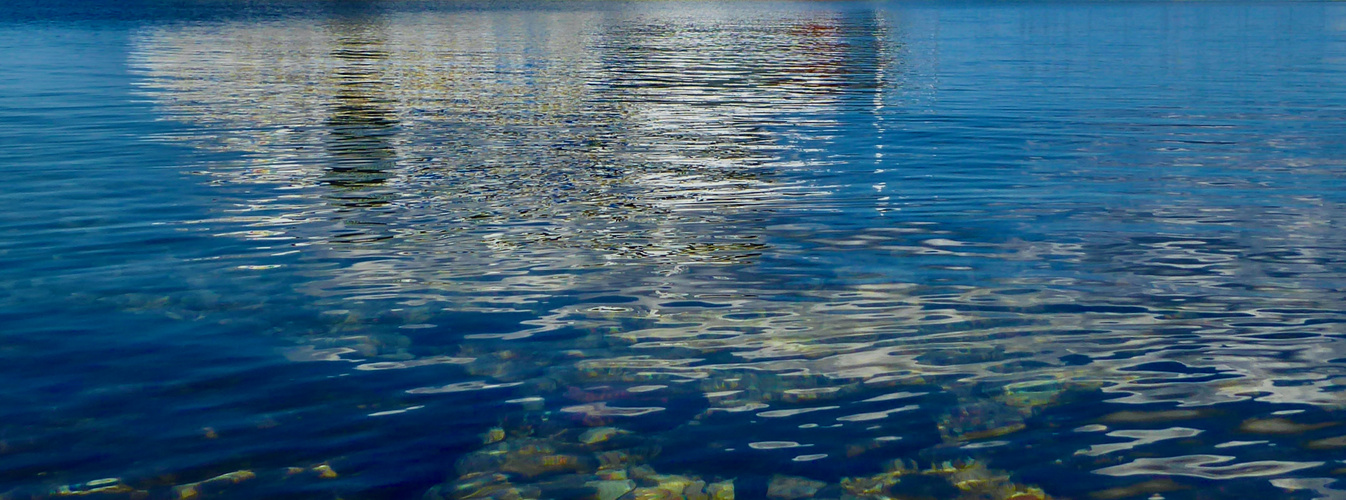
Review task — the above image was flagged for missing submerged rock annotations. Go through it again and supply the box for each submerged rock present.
[502,452,595,479]
[836,459,1052,500]
[172,470,256,499]
[485,427,508,444]
[580,427,627,445]
[620,475,730,500]
[588,479,636,500]
[51,478,142,498]
[457,438,597,479]
[938,401,1027,442]
[429,472,541,500]
[438,422,1059,500]
[766,475,825,500]
[705,480,733,500]
[441,423,734,500]
[312,464,339,479]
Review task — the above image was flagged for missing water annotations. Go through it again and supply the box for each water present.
[5,1,1346,498]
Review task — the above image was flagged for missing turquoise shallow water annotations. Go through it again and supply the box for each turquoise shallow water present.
[6,1,1346,498]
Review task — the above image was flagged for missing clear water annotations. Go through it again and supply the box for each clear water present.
[6,1,1346,498]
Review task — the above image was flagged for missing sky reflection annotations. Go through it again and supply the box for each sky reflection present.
[112,2,1346,498]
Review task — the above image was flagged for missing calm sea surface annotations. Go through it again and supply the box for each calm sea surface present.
[6,1,1346,498]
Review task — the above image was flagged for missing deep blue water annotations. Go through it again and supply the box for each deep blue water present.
[6,1,1346,499]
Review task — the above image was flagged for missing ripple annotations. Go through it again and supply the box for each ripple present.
[1076,428,1203,457]
[836,405,919,423]
[791,454,828,462]
[283,346,359,363]
[756,406,840,418]
[560,402,664,418]
[367,405,424,417]
[406,381,523,394]
[354,356,474,371]
[1094,455,1324,480]
[10,2,1346,498]
[749,441,810,450]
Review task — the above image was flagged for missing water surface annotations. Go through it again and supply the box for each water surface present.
[5,1,1346,499]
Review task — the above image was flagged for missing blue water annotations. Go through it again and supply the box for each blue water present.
[6,1,1346,498]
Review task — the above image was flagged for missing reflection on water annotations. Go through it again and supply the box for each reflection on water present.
[323,17,397,201]
[12,1,1346,498]
[131,7,866,307]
